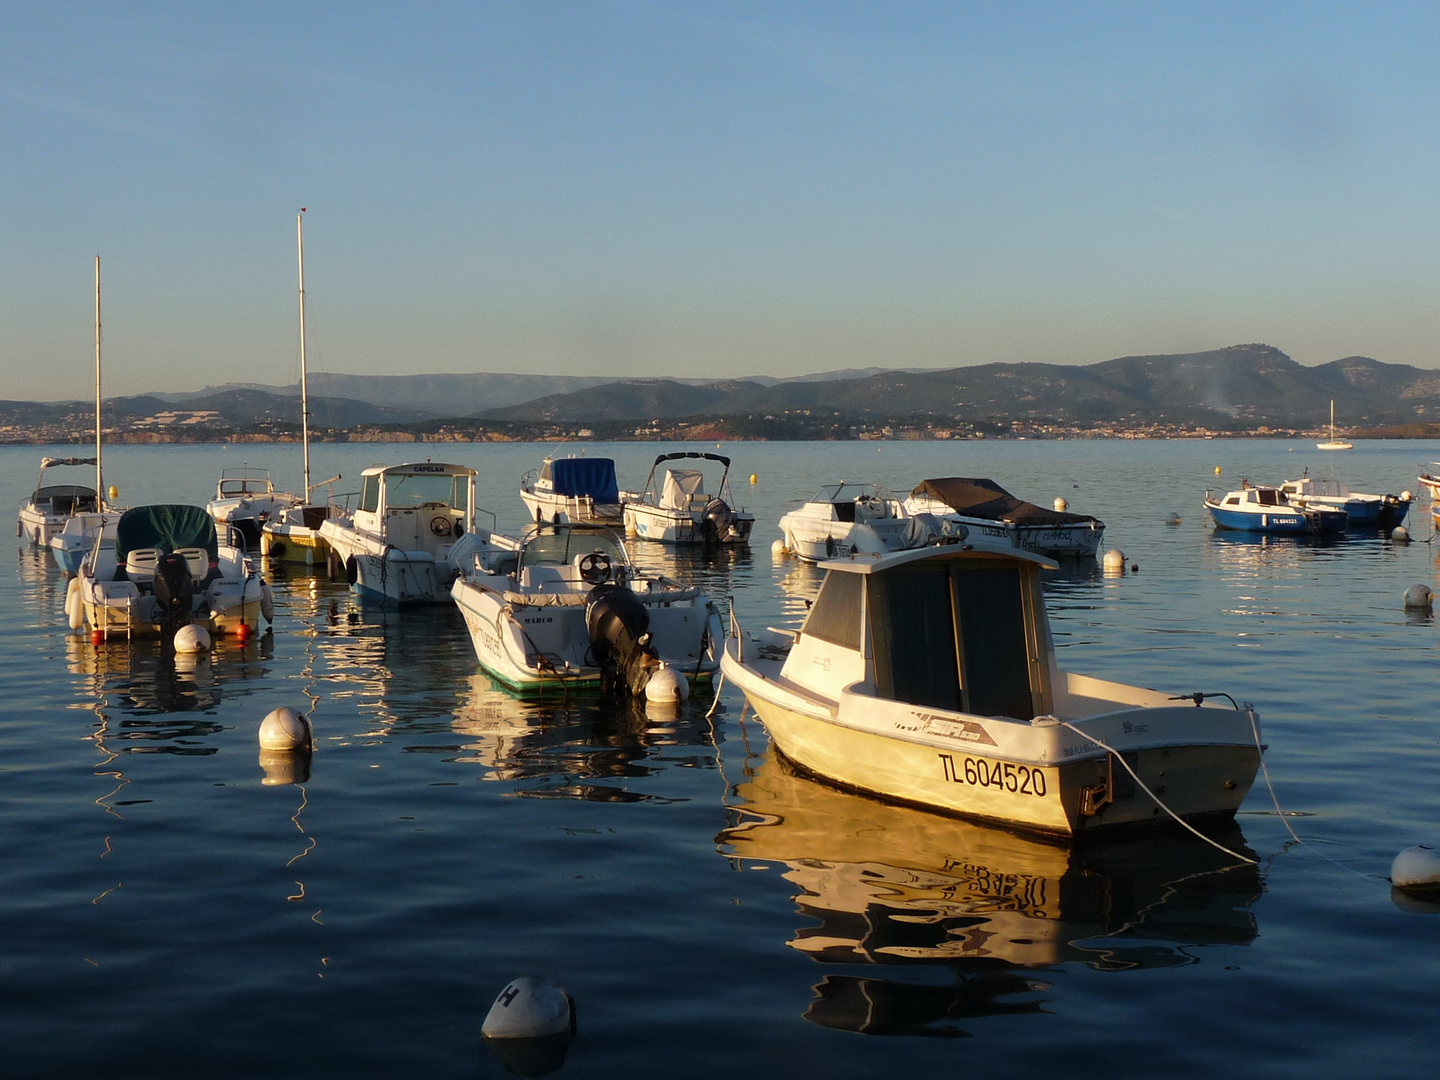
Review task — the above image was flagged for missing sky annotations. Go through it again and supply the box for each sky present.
[4,1,1440,401]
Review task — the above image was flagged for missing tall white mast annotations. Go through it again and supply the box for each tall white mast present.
[297,209,311,503]
[95,256,103,510]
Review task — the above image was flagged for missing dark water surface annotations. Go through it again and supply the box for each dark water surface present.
[4,439,1439,1077]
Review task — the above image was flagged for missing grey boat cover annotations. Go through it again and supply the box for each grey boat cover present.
[911,477,1101,527]
[115,504,219,560]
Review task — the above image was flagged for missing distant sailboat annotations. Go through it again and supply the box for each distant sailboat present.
[1317,400,1353,451]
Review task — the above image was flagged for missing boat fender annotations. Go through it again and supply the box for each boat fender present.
[66,577,84,630]
[1392,845,1440,895]
[345,557,358,585]
[260,579,275,623]
[1403,584,1433,610]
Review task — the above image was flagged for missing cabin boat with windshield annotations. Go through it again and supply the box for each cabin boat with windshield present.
[318,461,478,604]
[720,543,1262,837]
[451,521,722,696]
[622,451,754,545]
[1205,482,1347,533]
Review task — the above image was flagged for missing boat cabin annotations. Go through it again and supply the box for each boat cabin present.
[214,468,276,499]
[781,546,1054,722]
[1216,486,1291,509]
[515,523,629,592]
[27,457,100,516]
[354,461,476,552]
[799,482,896,522]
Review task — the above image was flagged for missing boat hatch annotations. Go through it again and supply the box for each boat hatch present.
[865,558,1050,721]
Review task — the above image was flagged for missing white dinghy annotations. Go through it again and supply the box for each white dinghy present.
[452,521,722,696]
[777,481,952,562]
[720,543,1262,837]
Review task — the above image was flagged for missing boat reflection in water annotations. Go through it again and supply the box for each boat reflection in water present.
[717,751,1262,1036]
[66,632,273,729]
[452,671,719,801]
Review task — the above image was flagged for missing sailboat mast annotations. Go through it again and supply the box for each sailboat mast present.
[95,256,103,511]
[297,209,311,503]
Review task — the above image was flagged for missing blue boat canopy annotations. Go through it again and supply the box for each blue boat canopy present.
[115,505,218,560]
[546,457,619,503]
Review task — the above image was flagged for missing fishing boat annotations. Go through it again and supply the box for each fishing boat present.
[451,520,723,695]
[318,460,478,603]
[1205,481,1348,533]
[623,451,754,545]
[520,454,623,524]
[261,210,343,566]
[19,258,111,549]
[1316,400,1353,451]
[67,504,270,640]
[719,543,1263,837]
[777,481,951,562]
[1279,471,1410,529]
[902,477,1104,558]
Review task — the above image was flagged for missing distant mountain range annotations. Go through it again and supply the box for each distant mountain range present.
[6,345,1438,433]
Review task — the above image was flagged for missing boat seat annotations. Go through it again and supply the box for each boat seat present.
[520,564,570,592]
[173,547,212,582]
[124,548,161,583]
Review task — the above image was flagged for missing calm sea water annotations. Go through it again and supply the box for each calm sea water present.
[4,438,1440,1078]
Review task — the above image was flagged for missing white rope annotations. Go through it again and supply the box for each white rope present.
[1058,721,1257,864]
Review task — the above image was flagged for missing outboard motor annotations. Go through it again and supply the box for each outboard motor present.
[702,498,734,544]
[153,552,196,638]
[587,585,660,696]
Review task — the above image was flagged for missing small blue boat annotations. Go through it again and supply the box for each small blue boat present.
[1279,473,1410,529]
[1205,483,1347,533]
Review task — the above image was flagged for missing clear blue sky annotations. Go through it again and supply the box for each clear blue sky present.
[4,1,1439,400]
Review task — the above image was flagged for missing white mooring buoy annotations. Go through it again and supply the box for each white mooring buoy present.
[174,623,211,654]
[1103,549,1126,574]
[1392,845,1440,895]
[259,707,313,751]
[1403,584,1433,610]
[771,538,789,557]
[645,663,690,706]
[1391,526,1411,544]
[483,976,575,1039]
[1053,496,1068,513]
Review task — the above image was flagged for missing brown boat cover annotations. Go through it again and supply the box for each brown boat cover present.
[911,477,1101,527]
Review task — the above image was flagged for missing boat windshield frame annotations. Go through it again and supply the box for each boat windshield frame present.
[518,523,629,571]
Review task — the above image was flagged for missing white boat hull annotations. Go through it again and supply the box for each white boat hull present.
[624,503,754,545]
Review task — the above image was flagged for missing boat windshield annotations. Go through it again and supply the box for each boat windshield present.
[520,528,626,569]
[383,473,469,511]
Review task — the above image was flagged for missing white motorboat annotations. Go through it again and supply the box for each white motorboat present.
[1279,471,1410,529]
[903,477,1104,559]
[520,454,623,524]
[451,520,723,695]
[50,511,119,575]
[67,504,271,640]
[1316,400,1353,451]
[1417,465,1440,501]
[207,467,300,552]
[319,460,478,603]
[19,457,102,547]
[719,543,1262,837]
[261,210,343,566]
[777,481,951,562]
[623,451,754,545]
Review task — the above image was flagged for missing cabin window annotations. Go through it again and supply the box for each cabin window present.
[803,571,863,650]
[869,566,961,711]
[360,475,380,513]
[1258,489,1279,506]
[953,567,1034,721]
[869,559,1042,720]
